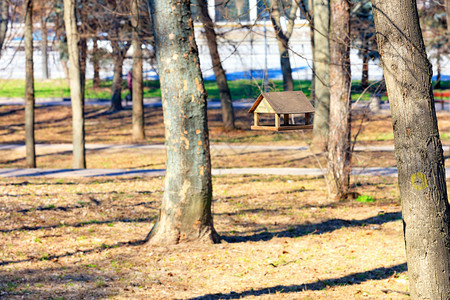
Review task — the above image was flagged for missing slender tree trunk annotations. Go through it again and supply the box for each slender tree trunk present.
[147,0,219,245]
[0,0,8,53]
[435,53,441,90]
[361,50,369,90]
[197,0,235,130]
[132,0,145,141]
[110,39,129,111]
[92,37,100,89]
[80,37,87,98]
[270,0,298,92]
[445,0,450,36]
[327,0,351,199]
[372,1,450,298]
[41,14,49,79]
[25,0,35,168]
[312,0,330,150]
[64,0,86,169]
[308,0,316,103]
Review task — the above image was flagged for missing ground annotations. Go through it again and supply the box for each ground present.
[1,105,449,299]
[1,175,409,299]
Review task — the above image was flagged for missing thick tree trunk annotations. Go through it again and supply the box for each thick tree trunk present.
[197,0,235,131]
[372,1,450,298]
[64,0,86,169]
[147,0,219,245]
[131,0,145,141]
[361,50,369,90]
[41,14,49,79]
[110,40,129,112]
[0,0,8,53]
[312,0,330,150]
[270,0,298,92]
[25,0,35,168]
[92,38,100,89]
[327,0,351,199]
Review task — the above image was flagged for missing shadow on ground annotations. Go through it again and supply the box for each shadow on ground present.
[187,263,408,299]
[222,212,402,243]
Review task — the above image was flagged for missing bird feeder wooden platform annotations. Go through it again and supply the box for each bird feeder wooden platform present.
[248,91,315,131]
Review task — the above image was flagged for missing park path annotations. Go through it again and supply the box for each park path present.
[1,143,450,178]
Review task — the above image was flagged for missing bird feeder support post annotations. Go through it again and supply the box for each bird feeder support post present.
[275,113,280,128]
[254,112,260,126]
[284,114,289,125]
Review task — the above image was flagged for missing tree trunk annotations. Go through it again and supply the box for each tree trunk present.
[308,0,316,103]
[80,37,87,98]
[110,39,129,112]
[64,0,86,169]
[372,1,450,298]
[147,0,219,245]
[270,0,298,92]
[92,37,100,89]
[41,13,49,79]
[131,0,145,141]
[0,0,8,53]
[435,53,441,90]
[327,0,351,199]
[312,0,330,150]
[25,0,35,168]
[361,50,369,90]
[446,0,450,36]
[197,0,235,131]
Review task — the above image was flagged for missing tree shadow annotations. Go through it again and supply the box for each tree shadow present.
[222,212,401,243]
[186,263,408,299]
[0,237,147,266]
[0,216,156,235]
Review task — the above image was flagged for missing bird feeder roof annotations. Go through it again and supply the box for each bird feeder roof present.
[248,91,315,114]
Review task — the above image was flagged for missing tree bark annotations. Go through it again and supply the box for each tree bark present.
[110,39,129,112]
[327,0,351,199]
[197,0,235,131]
[92,38,100,89]
[312,0,330,150]
[131,0,145,141]
[270,0,298,92]
[147,0,219,245]
[307,0,315,103]
[41,13,49,79]
[0,0,8,54]
[372,1,450,298]
[80,37,87,98]
[446,0,450,36]
[361,50,369,90]
[64,0,86,169]
[25,0,35,168]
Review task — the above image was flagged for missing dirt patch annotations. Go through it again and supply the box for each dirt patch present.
[0,175,412,299]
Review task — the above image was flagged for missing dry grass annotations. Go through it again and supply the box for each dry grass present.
[0,175,411,299]
[1,105,449,169]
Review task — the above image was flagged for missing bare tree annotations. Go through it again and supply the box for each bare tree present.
[372,1,450,298]
[327,0,351,199]
[92,38,101,89]
[312,0,330,150]
[41,11,49,79]
[146,0,219,245]
[25,0,35,168]
[0,0,9,54]
[197,0,235,131]
[270,0,298,91]
[131,0,145,141]
[64,0,86,168]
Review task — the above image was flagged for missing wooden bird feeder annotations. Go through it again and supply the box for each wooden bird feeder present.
[249,91,315,131]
